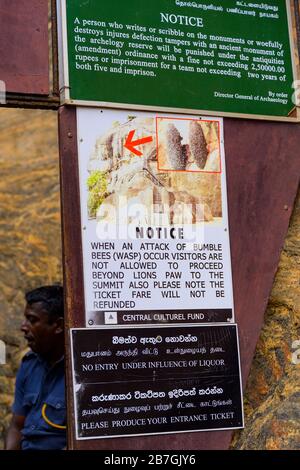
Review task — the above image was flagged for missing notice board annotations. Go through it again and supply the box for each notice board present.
[76,108,234,327]
[71,325,243,440]
[57,0,299,121]
[59,107,300,449]
[64,106,244,443]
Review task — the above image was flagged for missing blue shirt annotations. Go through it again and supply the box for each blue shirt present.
[12,351,66,450]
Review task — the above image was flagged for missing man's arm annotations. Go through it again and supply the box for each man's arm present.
[5,414,25,450]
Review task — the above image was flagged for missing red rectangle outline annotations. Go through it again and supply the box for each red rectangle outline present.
[155,116,222,175]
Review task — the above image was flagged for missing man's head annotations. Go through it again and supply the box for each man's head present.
[21,285,64,359]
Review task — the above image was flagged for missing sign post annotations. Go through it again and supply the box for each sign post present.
[0,0,299,451]
[66,106,244,441]
[55,0,300,451]
[59,107,300,450]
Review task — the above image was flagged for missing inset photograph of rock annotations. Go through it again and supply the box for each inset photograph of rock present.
[157,118,221,173]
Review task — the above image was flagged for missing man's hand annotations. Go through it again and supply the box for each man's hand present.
[5,414,25,450]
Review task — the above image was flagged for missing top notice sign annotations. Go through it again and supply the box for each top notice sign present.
[57,0,299,121]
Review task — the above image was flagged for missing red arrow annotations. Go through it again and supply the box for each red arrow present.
[124,130,153,157]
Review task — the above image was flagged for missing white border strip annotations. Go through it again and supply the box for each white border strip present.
[69,98,299,122]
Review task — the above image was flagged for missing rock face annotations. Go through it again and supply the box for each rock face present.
[189,121,208,169]
[97,171,213,226]
[0,107,299,450]
[231,191,300,450]
[163,123,187,170]
[89,116,221,225]
[0,108,62,449]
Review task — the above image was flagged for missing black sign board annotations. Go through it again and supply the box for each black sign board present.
[71,324,243,439]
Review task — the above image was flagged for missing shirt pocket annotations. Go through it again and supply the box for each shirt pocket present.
[42,396,66,430]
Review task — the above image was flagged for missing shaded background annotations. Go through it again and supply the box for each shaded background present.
[0,107,299,449]
[0,108,62,448]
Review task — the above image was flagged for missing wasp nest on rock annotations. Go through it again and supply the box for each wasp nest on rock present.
[165,123,187,170]
[189,121,208,169]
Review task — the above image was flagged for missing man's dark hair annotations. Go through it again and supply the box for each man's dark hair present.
[25,285,64,321]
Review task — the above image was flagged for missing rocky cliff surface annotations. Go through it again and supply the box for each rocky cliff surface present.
[0,108,62,448]
[0,107,298,449]
[89,116,221,226]
[231,191,300,449]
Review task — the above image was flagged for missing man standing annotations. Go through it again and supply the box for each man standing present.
[5,285,66,450]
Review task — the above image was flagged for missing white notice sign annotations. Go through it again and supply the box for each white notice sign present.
[77,108,234,326]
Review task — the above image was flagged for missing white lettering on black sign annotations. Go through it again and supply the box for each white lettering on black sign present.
[71,324,244,439]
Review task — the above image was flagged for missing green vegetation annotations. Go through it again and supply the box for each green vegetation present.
[87,170,108,218]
